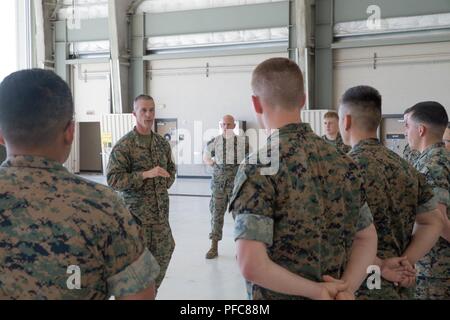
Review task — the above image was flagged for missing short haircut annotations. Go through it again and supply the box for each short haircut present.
[252,58,304,110]
[340,85,382,131]
[403,106,414,115]
[408,101,448,137]
[0,69,74,148]
[134,94,154,111]
[324,111,339,120]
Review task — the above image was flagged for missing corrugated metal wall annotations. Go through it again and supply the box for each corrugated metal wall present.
[302,110,331,137]
[100,114,136,174]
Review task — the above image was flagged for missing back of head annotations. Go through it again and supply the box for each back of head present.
[408,101,448,138]
[0,69,74,149]
[252,58,304,110]
[340,85,382,132]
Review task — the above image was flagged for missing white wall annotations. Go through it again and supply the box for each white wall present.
[149,52,287,131]
[148,52,288,176]
[334,41,450,115]
[0,0,17,81]
[72,63,111,122]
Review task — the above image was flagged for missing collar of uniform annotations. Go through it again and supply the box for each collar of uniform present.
[352,138,381,151]
[1,155,66,171]
[323,133,342,143]
[270,122,313,140]
[418,142,446,160]
[132,127,153,146]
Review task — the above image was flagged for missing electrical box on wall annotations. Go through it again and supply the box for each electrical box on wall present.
[155,118,178,147]
[380,115,407,157]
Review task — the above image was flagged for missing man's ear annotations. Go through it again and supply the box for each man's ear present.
[252,96,263,115]
[418,124,427,137]
[344,114,352,131]
[63,121,75,146]
[299,94,307,110]
[0,130,5,146]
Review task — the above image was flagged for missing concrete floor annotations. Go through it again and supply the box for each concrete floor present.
[158,196,247,300]
[79,174,247,300]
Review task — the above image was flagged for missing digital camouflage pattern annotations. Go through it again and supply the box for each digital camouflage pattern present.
[205,135,250,241]
[141,222,175,288]
[107,128,176,288]
[322,133,351,154]
[348,139,436,300]
[414,142,450,300]
[416,276,450,299]
[403,144,421,165]
[0,156,159,300]
[230,123,374,300]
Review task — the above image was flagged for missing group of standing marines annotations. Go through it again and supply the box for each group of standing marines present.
[0,57,448,300]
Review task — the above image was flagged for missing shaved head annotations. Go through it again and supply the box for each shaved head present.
[222,115,235,124]
[339,86,382,132]
[408,101,448,139]
[252,58,304,110]
[221,114,236,135]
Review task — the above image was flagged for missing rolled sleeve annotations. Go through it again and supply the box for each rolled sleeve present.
[357,202,374,231]
[107,248,160,298]
[417,195,438,215]
[433,187,450,207]
[416,197,438,214]
[416,172,437,215]
[234,213,274,247]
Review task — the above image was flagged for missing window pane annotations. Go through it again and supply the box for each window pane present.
[0,0,17,82]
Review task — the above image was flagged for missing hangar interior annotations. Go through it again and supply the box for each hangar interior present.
[0,0,449,300]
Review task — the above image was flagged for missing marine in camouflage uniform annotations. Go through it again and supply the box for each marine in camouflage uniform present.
[0,155,159,300]
[403,143,421,165]
[107,128,176,289]
[348,139,436,300]
[229,123,374,300]
[414,142,450,300]
[204,133,250,258]
[322,133,351,154]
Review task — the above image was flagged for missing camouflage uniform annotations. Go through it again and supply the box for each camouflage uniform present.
[403,144,421,165]
[322,133,351,154]
[414,142,450,300]
[348,139,436,300]
[205,135,250,242]
[229,123,374,300]
[0,155,159,300]
[107,128,176,289]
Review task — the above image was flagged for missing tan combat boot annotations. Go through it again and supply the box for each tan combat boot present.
[205,240,219,259]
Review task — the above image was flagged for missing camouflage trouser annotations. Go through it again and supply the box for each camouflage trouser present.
[356,278,414,300]
[209,175,235,242]
[142,222,175,289]
[357,286,413,300]
[416,276,450,300]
